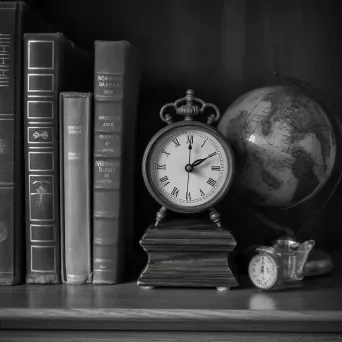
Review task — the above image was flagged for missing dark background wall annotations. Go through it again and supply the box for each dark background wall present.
[35,0,342,251]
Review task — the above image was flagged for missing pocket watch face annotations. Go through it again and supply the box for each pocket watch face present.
[248,254,278,290]
[143,122,234,213]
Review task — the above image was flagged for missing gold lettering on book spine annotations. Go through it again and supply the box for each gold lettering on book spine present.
[0,221,8,242]
[0,138,6,154]
[0,34,10,87]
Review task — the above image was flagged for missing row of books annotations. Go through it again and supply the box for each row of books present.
[0,1,140,285]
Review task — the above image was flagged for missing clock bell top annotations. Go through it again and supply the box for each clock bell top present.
[160,89,221,126]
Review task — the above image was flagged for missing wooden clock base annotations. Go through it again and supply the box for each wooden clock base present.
[137,219,238,290]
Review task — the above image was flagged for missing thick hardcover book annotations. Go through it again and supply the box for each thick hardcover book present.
[24,32,91,284]
[93,41,140,284]
[0,1,49,285]
[60,92,92,284]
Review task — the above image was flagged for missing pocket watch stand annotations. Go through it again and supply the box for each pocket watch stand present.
[137,217,238,291]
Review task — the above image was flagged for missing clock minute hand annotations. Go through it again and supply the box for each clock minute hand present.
[186,142,192,198]
[188,142,192,163]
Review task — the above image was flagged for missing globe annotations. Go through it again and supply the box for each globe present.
[217,85,337,209]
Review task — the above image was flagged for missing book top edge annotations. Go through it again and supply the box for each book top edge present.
[94,40,138,51]
[60,92,93,98]
[95,40,131,45]
[24,32,66,40]
[0,1,24,9]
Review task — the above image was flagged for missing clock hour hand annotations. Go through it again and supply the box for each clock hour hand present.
[191,154,213,167]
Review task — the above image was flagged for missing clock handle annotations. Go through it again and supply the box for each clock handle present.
[159,103,176,125]
[159,89,221,124]
[204,103,220,126]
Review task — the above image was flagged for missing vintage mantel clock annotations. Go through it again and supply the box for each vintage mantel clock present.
[138,90,238,290]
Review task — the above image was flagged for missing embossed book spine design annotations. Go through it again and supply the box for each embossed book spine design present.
[0,2,25,285]
[60,93,92,284]
[93,41,140,284]
[24,35,61,284]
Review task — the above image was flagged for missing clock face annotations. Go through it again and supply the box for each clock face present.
[143,122,234,212]
[248,254,278,290]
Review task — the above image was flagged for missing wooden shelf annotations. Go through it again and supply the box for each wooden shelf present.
[1,256,342,340]
[1,255,342,335]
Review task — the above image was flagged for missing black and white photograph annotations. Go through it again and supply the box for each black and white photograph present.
[0,0,341,341]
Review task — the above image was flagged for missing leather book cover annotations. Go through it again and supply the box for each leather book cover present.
[24,32,92,284]
[60,92,92,284]
[93,40,140,284]
[0,1,50,285]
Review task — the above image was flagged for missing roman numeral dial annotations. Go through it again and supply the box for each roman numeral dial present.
[147,126,233,210]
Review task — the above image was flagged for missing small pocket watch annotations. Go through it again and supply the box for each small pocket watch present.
[248,239,315,291]
[248,247,282,291]
[142,89,235,227]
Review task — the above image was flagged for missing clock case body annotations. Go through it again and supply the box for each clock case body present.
[139,111,238,290]
[142,120,235,214]
[137,219,238,290]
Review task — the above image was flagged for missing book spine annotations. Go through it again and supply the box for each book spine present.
[24,34,61,284]
[0,1,25,285]
[93,41,140,284]
[60,92,92,284]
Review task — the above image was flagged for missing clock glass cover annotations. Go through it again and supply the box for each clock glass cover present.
[143,122,234,213]
[248,254,278,290]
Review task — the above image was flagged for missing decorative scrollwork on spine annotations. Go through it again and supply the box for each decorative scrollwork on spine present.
[33,131,49,140]
[32,180,51,209]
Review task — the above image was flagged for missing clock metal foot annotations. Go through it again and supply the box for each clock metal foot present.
[217,287,230,292]
[209,207,222,228]
[155,206,167,226]
[139,285,154,290]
